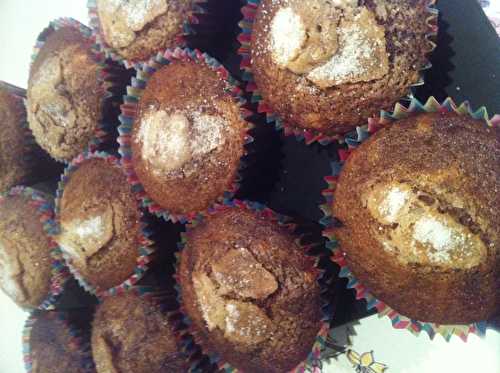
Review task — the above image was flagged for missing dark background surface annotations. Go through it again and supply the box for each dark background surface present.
[52,0,500,331]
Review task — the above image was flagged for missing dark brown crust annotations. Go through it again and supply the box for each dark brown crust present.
[30,312,93,373]
[91,291,188,373]
[178,208,321,373]
[251,0,431,134]
[0,193,53,308]
[0,84,30,191]
[58,158,143,290]
[332,112,500,324]
[131,60,247,216]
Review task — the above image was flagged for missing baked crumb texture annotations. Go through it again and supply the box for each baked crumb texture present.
[0,186,68,310]
[27,18,109,163]
[238,0,438,144]
[177,201,331,373]
[322,96,499,341]
[23,311,95,373]
[88,0,206,68]
[55,152,154,297]
[118,47,253,223]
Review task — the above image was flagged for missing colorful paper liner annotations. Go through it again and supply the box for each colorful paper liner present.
[87,0,208,69]
[237,0,439,145]
[173,199,334,373]
[23,310,95,373]
[320,96,499,342]
[30,17,116,163]
[0,186,70,311]
[118,47,255,224]
[54,151,155,299]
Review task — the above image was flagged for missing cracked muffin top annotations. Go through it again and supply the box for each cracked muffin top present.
[178,206,322,372]
[332,111,500,324]
[91,290,189,373]
[250,0,432,135]
[0,189,54,308]
[27,23,103,162]
[28,311,95,373]
[56,157,144,291]
[95,0,195,64]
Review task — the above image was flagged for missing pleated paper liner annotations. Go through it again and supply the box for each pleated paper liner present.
[30,18,119,163]
[23,310,95,373]
[54,151,155,299]
[0,186,70,311]
[88,0,209,69]
[320,96,499,342]
[173,199,334,372]
[237,0,439,145]
[118,47,255,224]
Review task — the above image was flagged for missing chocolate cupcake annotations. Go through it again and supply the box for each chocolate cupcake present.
[89,0,201,66]
[0,186,67,309]
[24,310,95,373]
[332,111,499,324]
[92,289,189,372]
[27,19,107,162]
[242,0,436,137]
[119,48,251,222]
[177,203,322,372]
[55,152,153,295]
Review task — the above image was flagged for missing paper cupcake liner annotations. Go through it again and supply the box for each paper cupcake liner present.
[30,18,118,163]
[320,96,498,342]
[118,47,255,224]
[237,0,439,145]
[0,186,70,310]
[173,199,334,372]
[23,310,95,373]
[55,151,155,299]
[88,0,209,69]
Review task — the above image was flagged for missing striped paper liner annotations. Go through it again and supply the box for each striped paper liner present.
[237,0,439,145]
[174,199,334,372]
[118,47,254,224]
[320,96,498,342]
[54,151,155,299]
[0,186,70,310]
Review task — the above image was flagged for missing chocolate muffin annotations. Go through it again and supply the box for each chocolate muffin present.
[249,0,433,135]
[178,205,322,372]
[130,55,248,218]
[332,111,500,324]
[56,155,148,292]
[92,0,195,64]
[27,20,104,162]
[92,290,188,372]
[26,311,95,373]
[0,187,56,309]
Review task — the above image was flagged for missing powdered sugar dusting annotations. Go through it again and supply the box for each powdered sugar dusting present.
[136,109,227,177]
[270,7,306,66]
[378,187,409,223]
[412,216,465,264]
[308,10,386,86]
[75,216,105,239]
[102,0,167,31]
[225,303,240,334]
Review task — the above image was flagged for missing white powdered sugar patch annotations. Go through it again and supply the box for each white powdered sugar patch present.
[137,109,227,177]
[378,187,409,223]
[75,216,105,239]
[102,0,167,31]
[270,7,306,66]
[412,216,465,264]
[224,302,240,334]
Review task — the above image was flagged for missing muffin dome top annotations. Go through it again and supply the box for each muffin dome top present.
[56,157,143,291]
[333,111,499,323]
[27,24,102,162]
[179,207,322,372]
[251,0,432,133]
